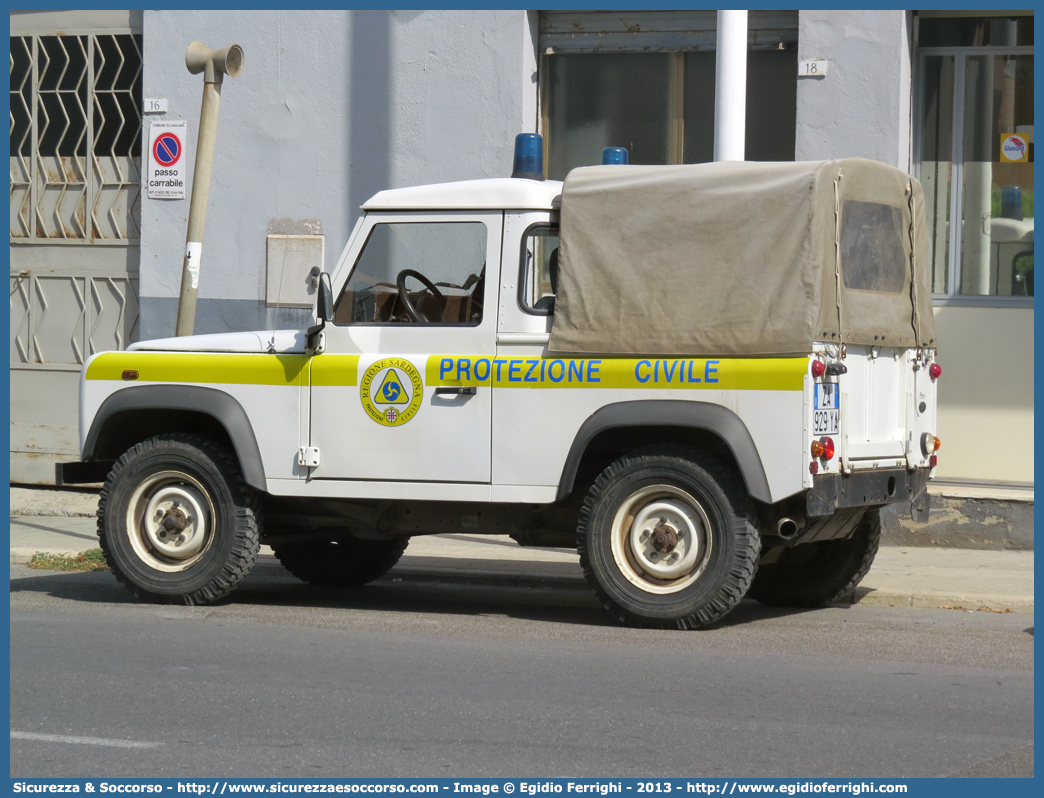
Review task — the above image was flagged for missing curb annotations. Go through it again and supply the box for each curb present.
[840,586,1033,614]
[376,570,1033,613]
[11,547,86,564]
[14,548,1034,615]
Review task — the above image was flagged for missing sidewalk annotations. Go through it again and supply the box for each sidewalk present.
[10,515,1034,613]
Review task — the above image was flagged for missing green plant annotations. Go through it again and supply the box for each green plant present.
[27,548,110,572]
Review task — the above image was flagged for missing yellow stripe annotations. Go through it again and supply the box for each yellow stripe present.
[310,354,361,386]
[88,352,804,391]
[86,352,310,386]
[425,356,806,391]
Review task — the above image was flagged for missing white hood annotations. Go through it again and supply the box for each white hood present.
[127,330,308,354]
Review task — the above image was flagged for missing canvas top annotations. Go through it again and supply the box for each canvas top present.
[548,158,936,357]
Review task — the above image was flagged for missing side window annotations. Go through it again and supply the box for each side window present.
[840,200,907,294]
[519,225,560,314]
[334,222,487,325]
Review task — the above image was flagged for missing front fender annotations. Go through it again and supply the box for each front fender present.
[82,384,267,492]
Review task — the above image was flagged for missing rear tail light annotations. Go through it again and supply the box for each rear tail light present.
[921,433,941,456]
[811,360,826,378]
[809,461,819,475]
[811,438,836,460]
[929,362,942,379]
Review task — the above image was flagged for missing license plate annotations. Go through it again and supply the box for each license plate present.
[814,383,840,435]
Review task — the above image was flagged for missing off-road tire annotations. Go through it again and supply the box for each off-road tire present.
[747,508,881,608]
[98,433,261,605]
[272,536,409,588]
[578,447,760,629]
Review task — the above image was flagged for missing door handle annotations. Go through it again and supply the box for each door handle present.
[434,386,476,396]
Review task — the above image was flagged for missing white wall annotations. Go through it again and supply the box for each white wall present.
[140,10,534,338]
[795,9,913,170]
[932,306,1034,485]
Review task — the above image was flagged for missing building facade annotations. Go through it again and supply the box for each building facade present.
[9,9,1033,545]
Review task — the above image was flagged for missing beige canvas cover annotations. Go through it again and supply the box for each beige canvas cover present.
[549,158,936,356]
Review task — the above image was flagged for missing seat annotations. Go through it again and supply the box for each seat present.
[532,247,558,312]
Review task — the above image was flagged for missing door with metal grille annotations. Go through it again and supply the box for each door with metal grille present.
[10,11,142,483]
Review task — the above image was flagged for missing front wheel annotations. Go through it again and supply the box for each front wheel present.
[578,448,760,629]
[98,434,261,605]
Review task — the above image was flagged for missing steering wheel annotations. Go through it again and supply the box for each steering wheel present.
[395,269,446,323]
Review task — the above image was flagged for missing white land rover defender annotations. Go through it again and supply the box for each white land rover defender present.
[58,144,941,629]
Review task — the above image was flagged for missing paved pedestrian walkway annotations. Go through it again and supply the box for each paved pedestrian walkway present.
[9,515,1033,613]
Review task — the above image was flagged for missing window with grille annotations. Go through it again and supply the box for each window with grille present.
[10,32,143,242]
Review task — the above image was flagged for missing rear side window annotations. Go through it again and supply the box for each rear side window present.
[519,225,560,314]
[840,200,907,294]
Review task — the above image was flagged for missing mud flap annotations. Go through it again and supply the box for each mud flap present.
[55,459,115,485]
[807,480,838,517]
[910,480,930,522]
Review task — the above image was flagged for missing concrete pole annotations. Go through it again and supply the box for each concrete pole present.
[714,10,748,162]
[175,42,244,337]
[995,18,1018,135]
[175,82,222,336]
[962,56,994,296]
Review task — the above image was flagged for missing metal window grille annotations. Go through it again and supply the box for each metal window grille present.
[10,32,143,243]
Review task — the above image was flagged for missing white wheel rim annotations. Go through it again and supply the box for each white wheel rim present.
[125,470,215,573]
[610,484,712,595]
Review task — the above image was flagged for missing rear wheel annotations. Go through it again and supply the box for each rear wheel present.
[98,434,261,605]
[272,535,409,588]
[748,508,881,607]
[578,447,759,629]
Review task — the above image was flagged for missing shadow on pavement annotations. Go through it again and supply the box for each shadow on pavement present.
[11,560,822,631]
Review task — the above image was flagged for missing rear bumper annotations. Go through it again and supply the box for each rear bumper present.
[807,468,930,519]
[55,460,114,486]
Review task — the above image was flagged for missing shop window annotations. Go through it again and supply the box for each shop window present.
[546,53,675,177]
[919,16,1033,48]
[917,16,1034,301]
[541,11,797,179]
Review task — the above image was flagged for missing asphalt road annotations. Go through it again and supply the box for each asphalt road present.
[10,561,1034,779]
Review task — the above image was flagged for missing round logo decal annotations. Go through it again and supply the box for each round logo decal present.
[1001,134,1028,163]
[360,358,424,427]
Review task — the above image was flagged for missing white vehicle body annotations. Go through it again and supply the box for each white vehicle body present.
[64,159,941,627]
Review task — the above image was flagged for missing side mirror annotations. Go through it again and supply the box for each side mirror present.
[307,272,333,351]
[317,272,333,321]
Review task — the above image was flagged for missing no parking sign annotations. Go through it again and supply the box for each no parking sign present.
[147,120,187,199]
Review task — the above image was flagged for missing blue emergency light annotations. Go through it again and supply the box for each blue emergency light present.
[602,147,629,165]
[511,133,544,181]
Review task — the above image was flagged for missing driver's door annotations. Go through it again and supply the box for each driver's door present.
[309,211,500,484]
